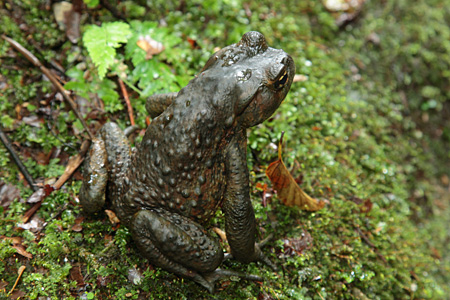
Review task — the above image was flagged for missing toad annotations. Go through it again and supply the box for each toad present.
[79,31,295,292]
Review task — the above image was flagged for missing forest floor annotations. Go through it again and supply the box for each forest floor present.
[1,1,449,299]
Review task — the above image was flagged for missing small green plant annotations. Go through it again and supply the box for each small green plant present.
[83,22,132,79]
[0,0,449,299]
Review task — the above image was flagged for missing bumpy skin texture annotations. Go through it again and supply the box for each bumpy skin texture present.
[80,31,295,292]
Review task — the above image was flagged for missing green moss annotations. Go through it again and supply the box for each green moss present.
[0,0,449,299]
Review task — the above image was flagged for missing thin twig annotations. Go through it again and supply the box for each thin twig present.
[0,125,38,191]
[355,226,388,264]
[22,139,91,224]
[7,265,26,297]
[22,201,42,223]
[1,34,94,140]
[118,78,135,126]
[120,76,143,96]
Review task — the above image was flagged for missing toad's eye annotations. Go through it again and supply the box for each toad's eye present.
[273,70,288,90]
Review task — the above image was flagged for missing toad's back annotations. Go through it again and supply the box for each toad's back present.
[114,81,233,225]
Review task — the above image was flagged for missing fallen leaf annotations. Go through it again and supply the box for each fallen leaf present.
[212,227,227,242]
[255,182,268,207]
[137,36,165,59]
[0,236,23,244]
[430,247,441,259]
[361,199,373,213]
[265,133,325,211]
[22,115,42,127]
[71,224,83,232]
[0,182,21,209]
[258,292,276,300]
[105,209,120,224]
[127,267,143,285]
[9,290,26,300]
[212,227,230,253]
[0,281,8,289]
[12,244,33,259]
[186,37,200,49]
[441,174,449,185]
[70,265,85,286]
[27,188,46,204]
[53,2,72,29]
[255,182,267,191]
[278,231,313,258]
[17,219,40,231]
[97,275,111,287]
[52,1,81,43]
[349,196,372,213]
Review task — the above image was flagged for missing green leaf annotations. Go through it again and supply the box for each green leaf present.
[86,292,95,300]
[83,22,131,79]
[125,21,159,66]
[83,0,99,8]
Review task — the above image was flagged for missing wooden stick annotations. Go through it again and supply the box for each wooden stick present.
[53,139,91,190]
[22,139,91,223]
[7,265,26,297]
[1,34,94,140]
[0,125,38,191]
[118,78,135,126]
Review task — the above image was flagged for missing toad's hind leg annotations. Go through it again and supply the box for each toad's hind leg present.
[79,122,131,213]
[131,209,224,292]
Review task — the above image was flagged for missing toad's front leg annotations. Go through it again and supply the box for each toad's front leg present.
[223,132,274,266]
[145,92,178,118]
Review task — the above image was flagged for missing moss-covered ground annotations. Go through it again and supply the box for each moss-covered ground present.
[0,0,449,299]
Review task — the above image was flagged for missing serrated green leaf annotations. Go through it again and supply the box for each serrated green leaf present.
[83,22,131,79]
[103,22,132,46]
[65,67,85,82]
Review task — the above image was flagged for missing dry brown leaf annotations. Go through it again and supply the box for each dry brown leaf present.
[212,227,227,242]
[278,231,313,258]
[52,1,81,43]
[212,227,230,253]
[136,36,165,60]
[12,244,32,259]
[105,209,120,224]
[71,224,83,232]
[265,133,325,211]
[70,265,85,286]
[0,182,21,209]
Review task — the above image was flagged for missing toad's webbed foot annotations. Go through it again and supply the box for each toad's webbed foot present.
[223,233,278,271]
[256,233,278,271]
[202,269,263,292]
